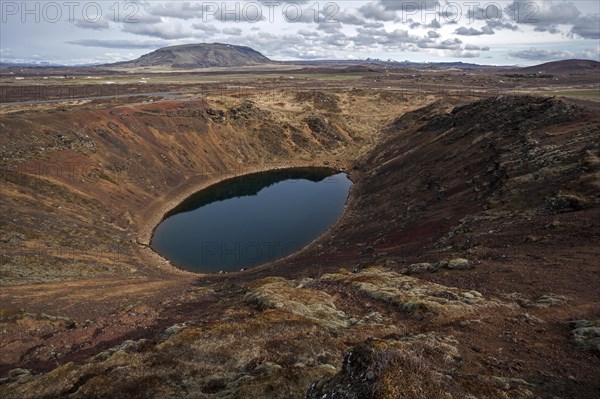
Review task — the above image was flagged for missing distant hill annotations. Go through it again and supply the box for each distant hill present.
[108,43,271,69]
[516,59,600,74]
[106,43,504,71]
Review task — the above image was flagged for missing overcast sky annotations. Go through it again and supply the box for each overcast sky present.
[1,0,598,65]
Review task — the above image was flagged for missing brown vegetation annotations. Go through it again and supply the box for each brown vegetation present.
[1,80,599,398]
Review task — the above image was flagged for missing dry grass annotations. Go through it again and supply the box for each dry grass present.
[371,348,450,399]
[245,277,349,330]
[322,267,502,320]
[1,268,545,399]
[306,334,462,399]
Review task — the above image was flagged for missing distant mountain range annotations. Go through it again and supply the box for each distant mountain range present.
[104,43,599,72]
[2,43,598,73]
[103,43,497,70]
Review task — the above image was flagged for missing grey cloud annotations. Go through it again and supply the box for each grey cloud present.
[505,0,581,33]
[123,20,193,39]
[191,23,220,36]
[537,1,582,24]
[469,1,583,35]
[213,9,266,23]
[335,10,384,28]
[241,31,305,50]
[487,20,519,31]
[448,50,481,58]
[482,25,494,34]
[465,5,517,31]
[438,8,458,23]
[62,1,598,65]
[455,26,494,36]
[122,12,162,24]
[351,29,380,47]
[534,26,560,34]
[426,19,441,29]
[465,44,490,51]
[418,38,463,50]
[379,0,439,11]
[350,27,430,50]
[227,31,328,60]
[322,32,351,47]
[508,48,575,61]
[261,0,309,4]
[66,39,167,49]
[271,5,320,24]
[364,21,385,29]
[335,11,365,25]
[150,1,266,23]
[74,19,110,30]
[280,51,326,60]
[222,27,242,36]
[359,2,397,21]
[144,2,203,20]
[455,27,480,36]
[379,29,421,45]
[298,29,319,37]
[466,6,483,21]
[318,21,342,33]
[571,15,600,39]
[467,5,502,21]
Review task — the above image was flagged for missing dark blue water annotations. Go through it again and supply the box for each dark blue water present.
[150,168,352,273]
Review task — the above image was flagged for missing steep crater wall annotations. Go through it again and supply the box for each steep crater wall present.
[0,97,365,284]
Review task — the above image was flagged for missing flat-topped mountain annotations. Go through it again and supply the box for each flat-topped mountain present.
[109,43,271,69]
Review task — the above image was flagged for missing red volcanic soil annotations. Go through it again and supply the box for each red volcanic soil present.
[0,94,598,398]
